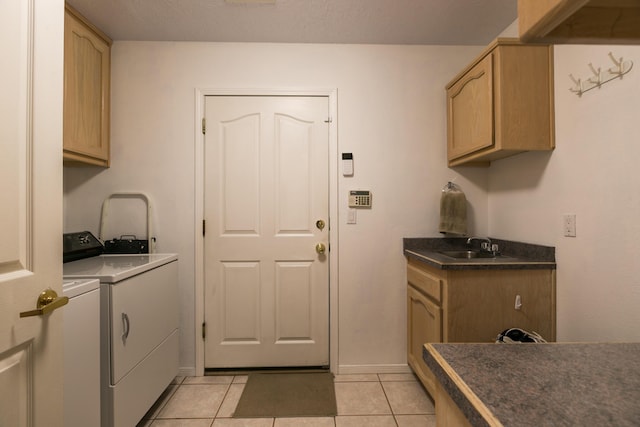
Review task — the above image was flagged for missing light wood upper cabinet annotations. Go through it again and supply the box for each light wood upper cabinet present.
[519,0,640,44]
[63,4,111,167]
[446,54,493,162]
[446,38,554,167]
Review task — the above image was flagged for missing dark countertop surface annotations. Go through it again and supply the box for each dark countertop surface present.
[423,342,640,427]
[404,237,556,270]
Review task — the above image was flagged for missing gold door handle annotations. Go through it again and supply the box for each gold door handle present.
[20,288,69,318]
[315,243,326,254]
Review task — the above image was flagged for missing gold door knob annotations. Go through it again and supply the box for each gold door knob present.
[315,243,326,254]
[20,288,69,318]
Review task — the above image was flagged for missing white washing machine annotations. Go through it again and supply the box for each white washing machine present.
[63,232,179,427]
[63,278,101,427]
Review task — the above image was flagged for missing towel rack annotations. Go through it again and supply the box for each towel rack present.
[442,181,461,192]
[568,52,633,97]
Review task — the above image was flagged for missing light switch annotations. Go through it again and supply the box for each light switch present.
[347,209,357,224]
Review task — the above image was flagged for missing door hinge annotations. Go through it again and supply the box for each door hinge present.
[202,219,206,236]
[202,322,206,340]
[324,117,332,123]
[202,117,206,134]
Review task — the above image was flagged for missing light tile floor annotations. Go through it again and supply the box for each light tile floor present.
[137,373,435,427]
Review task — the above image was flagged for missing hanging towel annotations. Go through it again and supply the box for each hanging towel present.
[439,184,467,236]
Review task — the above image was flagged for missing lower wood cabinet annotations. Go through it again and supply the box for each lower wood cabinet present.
[407,258,556,396]
[434,380,472,427]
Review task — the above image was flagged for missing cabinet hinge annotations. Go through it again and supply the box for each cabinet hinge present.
[202,322,206,340]
[324,117,332,123]
[202,219,206,237]
[202,117,206,134]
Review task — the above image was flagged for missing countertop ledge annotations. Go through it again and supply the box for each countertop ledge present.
[403,237,556,270]
[423,342,640,427]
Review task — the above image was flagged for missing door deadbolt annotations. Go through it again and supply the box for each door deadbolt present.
[316,219,325,230]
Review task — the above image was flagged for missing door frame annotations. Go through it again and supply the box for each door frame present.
[194,88,339,375]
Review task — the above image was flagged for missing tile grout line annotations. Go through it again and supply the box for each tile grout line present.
[212,376,234,419]
[377,374,401,427]
[147,380,182,422]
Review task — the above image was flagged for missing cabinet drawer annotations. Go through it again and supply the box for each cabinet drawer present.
[407,262,442,303]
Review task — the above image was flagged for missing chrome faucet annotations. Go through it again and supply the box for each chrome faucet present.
[467,236,492,252]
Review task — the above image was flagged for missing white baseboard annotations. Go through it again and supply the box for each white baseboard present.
[337,364,412,375]
[178,366,196,377]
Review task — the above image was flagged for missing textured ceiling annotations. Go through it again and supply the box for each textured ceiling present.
[66,0,517,45]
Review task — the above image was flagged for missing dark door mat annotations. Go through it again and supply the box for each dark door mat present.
[233,372,337,418]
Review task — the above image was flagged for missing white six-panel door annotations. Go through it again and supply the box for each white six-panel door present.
[203,96,329,368]
[0,0,64,426]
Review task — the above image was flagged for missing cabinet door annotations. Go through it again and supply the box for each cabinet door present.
[109,262,178,384]
[407,286,442,396]
[446,269,555,343]
[63,8,110,166]
[498,279,555,342]
[447,53,493,161]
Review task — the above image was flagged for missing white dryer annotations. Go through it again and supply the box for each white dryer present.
[63,232,179,427]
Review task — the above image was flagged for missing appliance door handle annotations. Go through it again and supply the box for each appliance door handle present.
[122,313,130,343]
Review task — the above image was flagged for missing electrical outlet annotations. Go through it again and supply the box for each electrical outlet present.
[563,214,576,237]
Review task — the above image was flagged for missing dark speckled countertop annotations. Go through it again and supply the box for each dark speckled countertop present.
[423,342,640,427]
[404,237,556,270]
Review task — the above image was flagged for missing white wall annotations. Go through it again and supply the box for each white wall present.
[64,37,640,372]
[63,42,489,373]
[488,44,640,341]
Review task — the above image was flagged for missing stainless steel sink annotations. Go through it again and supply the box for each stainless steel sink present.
[439,250,498,259]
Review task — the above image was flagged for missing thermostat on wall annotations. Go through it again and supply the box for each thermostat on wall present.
[342,153,354,176]
[349,190,371,208]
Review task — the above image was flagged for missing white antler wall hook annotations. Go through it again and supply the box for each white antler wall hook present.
[587,63,602,87]
[608,52,623,75]
[569,74,584,96]
[568,52,634,97]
